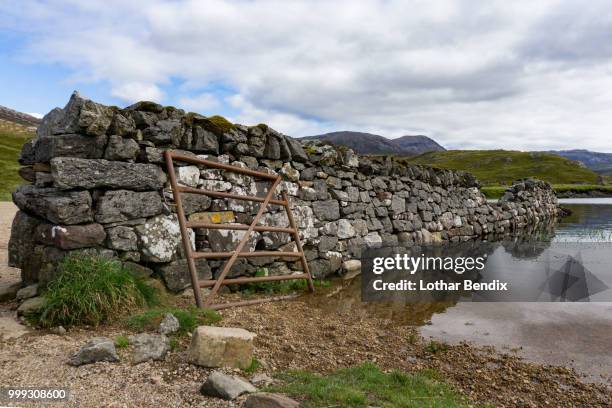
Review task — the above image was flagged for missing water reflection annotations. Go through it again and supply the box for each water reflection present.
[301,200,612,327]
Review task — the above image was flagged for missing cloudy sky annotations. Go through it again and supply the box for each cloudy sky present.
[1,0,612,151]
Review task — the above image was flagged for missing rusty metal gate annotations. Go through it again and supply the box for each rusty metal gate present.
[164,150,315,309]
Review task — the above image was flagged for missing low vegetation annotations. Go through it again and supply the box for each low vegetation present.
[115,335,130,349]
[241,269,331,296]
[269,362,472,408]
[0,120,33,201]
[34,254,158,328]
[126,306,220,334]
[408,150,602,186]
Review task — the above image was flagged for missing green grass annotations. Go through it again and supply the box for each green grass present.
[408,150,601,186]
[243,357,261,374]
[241,269,331,296]
[425,340,449,354]
[35,254,159,328]
[126,306,220,335]
[169,338,180,351]
[115,335,130,349]
[269,362,471,408]
[0,120,33,201]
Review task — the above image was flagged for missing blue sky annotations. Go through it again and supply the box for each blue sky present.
[2,0,612,152]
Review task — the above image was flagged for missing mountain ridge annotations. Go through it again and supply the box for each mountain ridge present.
[0,105,41,128]
[301,131,445,156]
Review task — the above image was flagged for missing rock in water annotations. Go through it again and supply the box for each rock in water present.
[128,333,170,364]
[69,337,119,366]
[200,371,256,400]
[158,313,180,335]
[190,326,256,369]
[245,393,300,408]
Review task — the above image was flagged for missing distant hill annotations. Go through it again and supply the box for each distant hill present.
[0,107,37,201]
[301,131,445,156]
[393,135,445,154]
[407,150,602,186]
[549,149,612,175]
[0,105,41,128]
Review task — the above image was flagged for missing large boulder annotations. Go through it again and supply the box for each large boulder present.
[12,185,93,225]
[95,190,163,224]
[51,158,167,190]
[69,337,119,366]
[190,326,256,369]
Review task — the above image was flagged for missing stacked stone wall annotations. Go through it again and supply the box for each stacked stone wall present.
[9,93,559,292]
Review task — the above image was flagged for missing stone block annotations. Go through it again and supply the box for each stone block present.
[95,190,163,223]
[35,223,106,250]
[51,157,166,190]
[190,326,256,369]
[13,185,93,225]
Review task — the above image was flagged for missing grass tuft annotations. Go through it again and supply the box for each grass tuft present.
[243,357,261,374]
[115,335,129,349]
[241,269,331,296]
[269,362,470,408]
[36,254,158,328]
[126,307,220,335]
[425,340,449,354]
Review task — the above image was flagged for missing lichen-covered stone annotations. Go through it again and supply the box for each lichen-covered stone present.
[95,190,163,223]
[51,158,167,190]
[35,133,108,162]
[13,185,93,225]
[104,135,140,161]
[105,226,138,251]
[135,215,194,263]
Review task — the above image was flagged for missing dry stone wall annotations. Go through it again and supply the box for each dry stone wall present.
[9,92,560,292]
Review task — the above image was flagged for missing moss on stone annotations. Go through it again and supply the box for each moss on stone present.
[255,123,269,132]
[207,115,236,135]
[183,112,207,127]
[129,101,164,113]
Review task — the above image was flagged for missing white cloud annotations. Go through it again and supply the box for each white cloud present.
[110,82,164,103]
[26,112,43,119]
[178,93,220,113]
[3,0,612,151]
